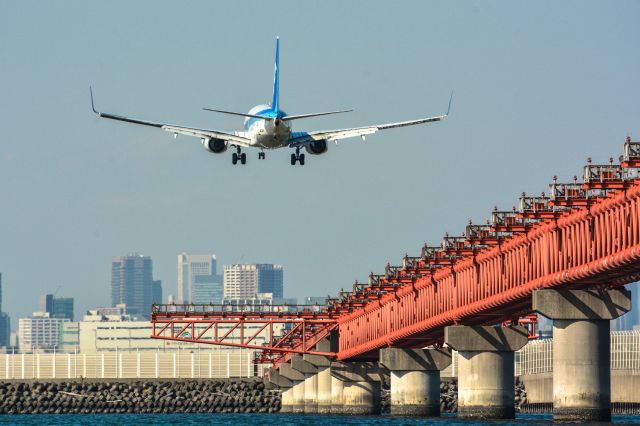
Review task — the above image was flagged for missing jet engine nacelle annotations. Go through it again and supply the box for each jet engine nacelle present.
[304,140,328,155]
[202,138,228,153]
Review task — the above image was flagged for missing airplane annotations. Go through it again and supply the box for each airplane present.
[90,37,452,166]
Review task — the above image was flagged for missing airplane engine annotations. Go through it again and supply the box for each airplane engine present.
[304,140,328,155]
[202,138,228,153]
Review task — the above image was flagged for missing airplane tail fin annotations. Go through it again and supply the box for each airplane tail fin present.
[271,37,279,112]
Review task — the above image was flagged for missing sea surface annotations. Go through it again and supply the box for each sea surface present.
[0,413,639,425]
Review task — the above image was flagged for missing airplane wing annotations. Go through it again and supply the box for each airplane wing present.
[289,95,452,148]
[90,89,252,147]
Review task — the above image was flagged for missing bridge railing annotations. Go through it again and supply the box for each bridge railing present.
[152,303,328,317]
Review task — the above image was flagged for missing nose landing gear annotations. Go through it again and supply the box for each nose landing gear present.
[290,148,305,166]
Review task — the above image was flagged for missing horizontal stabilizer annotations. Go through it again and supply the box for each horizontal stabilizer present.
[282,109,353,121]
[202,108,273,120]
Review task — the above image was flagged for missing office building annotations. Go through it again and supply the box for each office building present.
[177,253,221,303]
[192,275,224,305]
[73,309,285,352]
[18,312,68,351]
[0,273,9,347]
[111,254,161,319]
[152,280,163,304]
[40,294,75,321]
[0,313,10,348]
[223,264,283,300]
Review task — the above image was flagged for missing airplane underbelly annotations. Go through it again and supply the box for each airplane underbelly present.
[256,128,289,149]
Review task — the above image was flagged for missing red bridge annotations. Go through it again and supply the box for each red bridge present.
[151,137,640,364]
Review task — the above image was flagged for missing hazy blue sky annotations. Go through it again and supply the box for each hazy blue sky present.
[1,1,639,324]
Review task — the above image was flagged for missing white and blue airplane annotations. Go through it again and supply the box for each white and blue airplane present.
[91,38,451,166]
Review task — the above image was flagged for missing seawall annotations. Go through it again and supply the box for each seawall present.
[0,379,281,414]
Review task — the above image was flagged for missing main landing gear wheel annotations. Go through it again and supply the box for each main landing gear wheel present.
[290,148,305,166]
[258,152,266,160]
[232,147,246,165]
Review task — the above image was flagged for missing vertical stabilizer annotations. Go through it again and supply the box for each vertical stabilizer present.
[271,37,280,112]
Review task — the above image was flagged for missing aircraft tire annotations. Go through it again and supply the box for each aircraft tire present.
[240,153,247,164]
[299,154,305,166]
[290,154,297,165]
[232,153,238,165]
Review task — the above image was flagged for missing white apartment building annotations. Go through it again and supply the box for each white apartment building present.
[223,264,283,300]
[70,310,285,353]
[18,312,68,351]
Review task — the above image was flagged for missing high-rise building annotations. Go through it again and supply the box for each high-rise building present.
[192,274,224,305]
[40,294,75,321]
[177,253,221,303]
[18,312,68,351]
[0,313,10,348]
[0,273,10,347]
[111,254,161,319]
[152,280,163,304]
[223,264,283,300]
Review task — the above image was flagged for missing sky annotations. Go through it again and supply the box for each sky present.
[1,1,639,325]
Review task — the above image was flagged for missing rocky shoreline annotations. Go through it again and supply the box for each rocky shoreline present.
[0,379,280,414]
[0,377,528,415]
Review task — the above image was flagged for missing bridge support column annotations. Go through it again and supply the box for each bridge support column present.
[291,354,318,413]
[316,366,332,414]
[533,288,631,422]
[278,361,306,414]
[303,335,337,414]
[380,347,452,416]
[266,368,293,413]
[281,387,294,413]
[445,325,528,419]
[330,373,344,414]
[331,362,381,415]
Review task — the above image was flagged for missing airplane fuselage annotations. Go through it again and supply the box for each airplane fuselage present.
[242,104,291,149]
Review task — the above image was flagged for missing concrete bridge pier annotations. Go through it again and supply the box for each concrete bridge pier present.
[330,373,344,414]
[445,325,528,419]
[303,337,336,414]
[291,355,318,413]
[533,288,631,423]
[266,368,293,413]
[331,362,381,415]
[380,347,452,416]
[278,361,306,413]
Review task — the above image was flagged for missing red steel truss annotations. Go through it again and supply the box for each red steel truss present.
[150,304,338,359]
[150,137,640,364]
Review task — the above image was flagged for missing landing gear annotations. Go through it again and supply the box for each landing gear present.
[232,147,247,165]
[290,148,305,166]
[258,152,266,160]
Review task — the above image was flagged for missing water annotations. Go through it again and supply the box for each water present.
[0,413,639,426]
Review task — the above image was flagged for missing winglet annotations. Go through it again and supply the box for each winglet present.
[89,86,98,114]
[445,91,453,117]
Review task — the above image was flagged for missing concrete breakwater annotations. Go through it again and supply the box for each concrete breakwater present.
[0,377,528,415]
[0,379,280,414]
